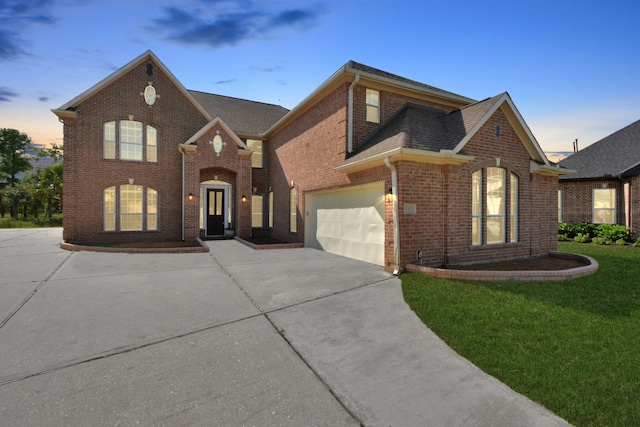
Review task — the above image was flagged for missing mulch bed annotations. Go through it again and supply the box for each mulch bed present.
[444,255,589,271]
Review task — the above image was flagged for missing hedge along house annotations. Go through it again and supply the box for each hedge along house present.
[53,50,570,272]
[558,119,640,231]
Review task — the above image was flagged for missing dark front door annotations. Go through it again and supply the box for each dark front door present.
[207,189,225,236]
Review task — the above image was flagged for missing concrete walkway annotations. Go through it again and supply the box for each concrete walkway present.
[0,229,571,426]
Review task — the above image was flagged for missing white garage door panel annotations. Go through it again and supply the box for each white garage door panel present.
[306,183,384,266]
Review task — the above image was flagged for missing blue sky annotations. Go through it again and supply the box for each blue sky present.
[1,0,639,154]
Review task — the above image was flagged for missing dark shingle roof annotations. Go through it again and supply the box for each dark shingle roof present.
[559,119,640,180]
[189,90,289,136]
[347,61,475,103]
[345,95,503,164]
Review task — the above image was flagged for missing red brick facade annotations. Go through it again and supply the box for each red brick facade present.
[56,52,563,272]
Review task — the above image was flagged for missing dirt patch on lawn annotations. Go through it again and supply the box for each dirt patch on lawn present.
[445,254,590,271]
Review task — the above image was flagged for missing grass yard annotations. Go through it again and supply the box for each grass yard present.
[401,242,640,427]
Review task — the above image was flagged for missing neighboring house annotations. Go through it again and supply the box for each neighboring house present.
[559,119,640,230]
[52,50,569,271]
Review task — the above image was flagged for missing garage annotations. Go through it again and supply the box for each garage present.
[305,182,385,266]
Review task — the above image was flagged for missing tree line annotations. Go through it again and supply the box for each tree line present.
[0,128,63,220]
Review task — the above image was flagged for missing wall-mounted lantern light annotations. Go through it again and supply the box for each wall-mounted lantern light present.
[188,193,195,201]
[386,188,393,203]
[242,195,247,203]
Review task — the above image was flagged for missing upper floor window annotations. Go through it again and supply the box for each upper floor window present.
[103,120,157,162]
[247,139,263,168]
[471,167,518,245]
[366,88,380,123]
[593,188,616,224]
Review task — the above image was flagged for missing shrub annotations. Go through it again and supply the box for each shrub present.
[573,222,597,238]
[574,233,591,243]
[616,239,627,246]
[558,233,569,241]
[634,240,640,248]
[595,223,635,242]
[558,222,574,237]
[592,237,609,245]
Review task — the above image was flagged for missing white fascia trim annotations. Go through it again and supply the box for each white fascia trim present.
[345,66,476,105]
[531,161,576,176]
[55,50,213,121]
[184,116,249,150]
[336,147,474,173]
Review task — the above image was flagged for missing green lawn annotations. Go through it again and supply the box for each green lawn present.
[401,242,640,427]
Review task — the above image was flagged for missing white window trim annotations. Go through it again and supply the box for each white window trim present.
[472,170,482,245]
[593,188,616,224]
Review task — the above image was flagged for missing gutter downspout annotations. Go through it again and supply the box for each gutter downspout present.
[347,73,360,153]
[384,157,400,275]
[180,146,185,241]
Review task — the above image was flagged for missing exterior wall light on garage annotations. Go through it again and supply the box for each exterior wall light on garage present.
[187,193,195,201]
[242,195,247,203]
[386,188,394,203]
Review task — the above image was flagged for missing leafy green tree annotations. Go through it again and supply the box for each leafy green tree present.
[0,128,33,218]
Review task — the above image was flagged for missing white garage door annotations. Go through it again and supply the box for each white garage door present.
[305,182,385,266]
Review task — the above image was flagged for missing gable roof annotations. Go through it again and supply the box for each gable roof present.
[189,91,288,136]
[51,50,212,121]
[339,93,567,174]
[559,119,640,180]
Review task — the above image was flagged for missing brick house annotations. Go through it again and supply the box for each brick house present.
[53,50,569,272]
[559,119,640,231]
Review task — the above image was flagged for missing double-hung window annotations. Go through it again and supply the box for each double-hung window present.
[365,89,380,123]
[593,188,616,224]
[290,187,298,233]
[120,121,143,161]
[247,139,263,168]
[471,167,518,245]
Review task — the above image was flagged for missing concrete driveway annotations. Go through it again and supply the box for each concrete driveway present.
[0,229,570,426]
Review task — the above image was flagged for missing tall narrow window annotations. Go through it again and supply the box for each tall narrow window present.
[147,188,157,231]
[558,190,563,222]
[510,173,518,242]
[268,191,274,228]
[247,139,263,168]
[365,88,380,123]
[147,126,157,162]
[120,121,143,161]
[120,184,143,230]
[104,186,116,231]
[471,170,481,245]
[593,189,616,224]
[252,195,263,228]
[104,121,116,159]
[486,167,505,244]
[290,187,298,233]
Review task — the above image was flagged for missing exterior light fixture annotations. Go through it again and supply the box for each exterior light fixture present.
[242,195,247,203]
[188,193,195,201]
[386,188,393,203]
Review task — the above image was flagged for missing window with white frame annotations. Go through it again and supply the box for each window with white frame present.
[593,188,616,224]
[120,121,143,161]
[103,120,157,162]
[147,126,157,163]
[247,139,263,168]
[103,185,158,231]
[268,191,274,228]
[104,186,116,231]
[486,167,506,244]
[472,170,482,245]
[252,195,263,228]
[365,88,380,123]
[290,187,297,233]
[558,190,563,222]
[471,167,517,245]
[104,122,116,159]
[510,173,518,242]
